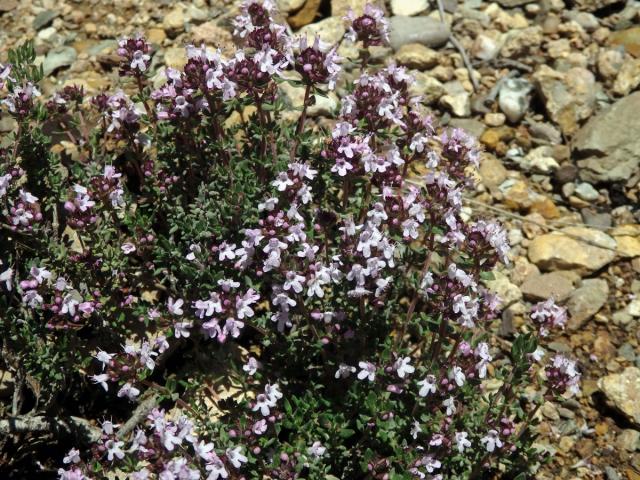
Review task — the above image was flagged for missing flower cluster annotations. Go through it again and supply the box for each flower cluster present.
[117,34,152,77]
[59,410,249,480]
[344,3,389,48]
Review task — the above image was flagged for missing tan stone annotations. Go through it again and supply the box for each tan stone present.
[609,27,640,58]
[611,224,640,258]
[190,21,235,54]
[147,28,167,45]
[599,367,640,427]
[164,47,187,70]
[528,227,616,274]
[394,44,439,70]
[530,197,560,219]
[479,153,508,189]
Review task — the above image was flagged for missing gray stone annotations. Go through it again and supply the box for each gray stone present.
[574,92,640,183]
[574,182,599,202]
[554,164,578,184]
[604,466,621,480]
[449,118,486,138]
[599,367,640,427]
[498,78,532,123]
[533,65,597,136]
[520,272,575,302]
[567,278,609,329]
[565,11,600,32]
[618,343,636,362]
[87,40,118,57]
[43,46,77,76]
[581,209,612,229]
[388,16,450,51]
[616,429,640,452]
[33,10,59,30]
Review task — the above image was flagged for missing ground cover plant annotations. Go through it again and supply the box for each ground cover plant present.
[0,1,580,478]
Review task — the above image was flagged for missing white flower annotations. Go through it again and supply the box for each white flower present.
[480,429,503,453]
[243,357,259,376]
[421,454,441,473]
[394,357,415,379]
[442,396,456,416]
[205,457,228,480]
[225,446,247,469]
[357,361,376,382]
[167,297,184,316]
[174,321,192,338]
[307,441,326,458]
[131,50,150,71]
[95,350,113,369]
[335,363,356,379]
[454,431,471,453]
[105,439,125,461]
[0,267,13,291]
[63,448,81,464]
[19,189,38,204]
[121,242,136,254]
[253,393,272,416]
[449,366,466,387]
[30,266,52,284]
[417,375,437,397]
[90,373,109,391]
[410,420,422,439]
[117,382,140,400]
[252,419,267,435]
[283,271,305,294]
[195,440,215,460]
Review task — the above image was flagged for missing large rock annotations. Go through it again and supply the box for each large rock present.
[573,92,640,183]
[298,16,345,45]
[566,278,609,329]
[520,272,575,302]
[527,227,616,274]
[598,368,640,427]
[609,27,640,58]
[610,225,640,258]
[612,59,640,96]
[43,46,77,76]
[572,0,625,12]
[388,16,450,51]
[533,66,597,136]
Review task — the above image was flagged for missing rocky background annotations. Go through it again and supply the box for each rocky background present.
[1,0,640,478]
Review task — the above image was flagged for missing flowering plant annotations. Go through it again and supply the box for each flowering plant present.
[0,2,579,479]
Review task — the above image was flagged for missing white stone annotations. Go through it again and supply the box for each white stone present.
[391,0,429,16]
